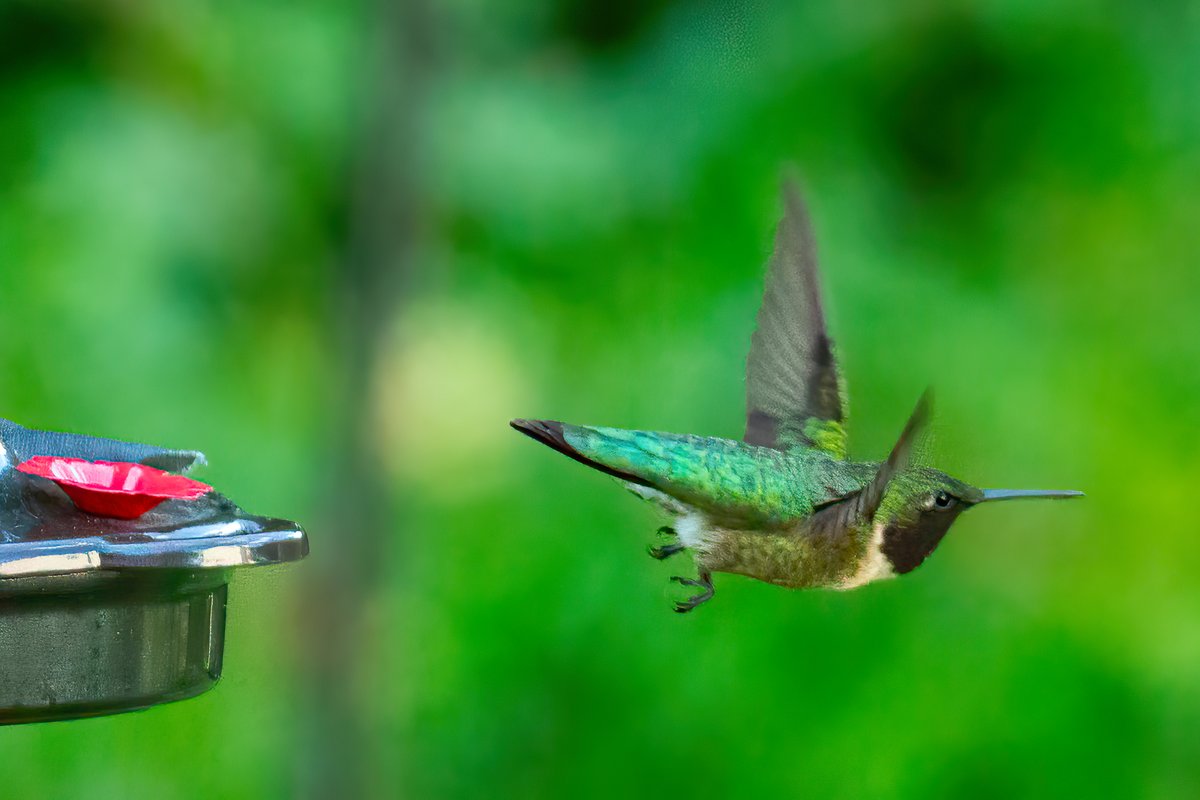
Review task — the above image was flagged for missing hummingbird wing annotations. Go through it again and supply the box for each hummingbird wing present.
[744,178,847,458]
[806,390,930,538]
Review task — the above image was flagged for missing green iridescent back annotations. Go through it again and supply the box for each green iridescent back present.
[562,424,877,527]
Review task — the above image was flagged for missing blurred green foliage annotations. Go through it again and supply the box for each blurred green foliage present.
[1,0,1199,797]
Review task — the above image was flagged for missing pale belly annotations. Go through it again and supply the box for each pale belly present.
[625,481,895,590]
[678,510,893,590]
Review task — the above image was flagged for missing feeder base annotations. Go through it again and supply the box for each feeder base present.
[0,570,227,724]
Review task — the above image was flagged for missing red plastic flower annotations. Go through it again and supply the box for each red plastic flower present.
[16,456,212,519]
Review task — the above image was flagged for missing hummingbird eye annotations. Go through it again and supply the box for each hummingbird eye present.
[933,491,955,510]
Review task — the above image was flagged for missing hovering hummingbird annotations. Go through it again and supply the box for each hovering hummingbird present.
[512,180,1082,612]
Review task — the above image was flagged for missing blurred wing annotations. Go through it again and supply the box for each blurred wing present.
[745,179,847,457]
[806,390,930,539]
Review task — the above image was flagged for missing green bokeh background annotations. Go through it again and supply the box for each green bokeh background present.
[1,0,1198,797]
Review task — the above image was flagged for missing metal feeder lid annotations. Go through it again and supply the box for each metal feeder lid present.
[0,419,309,724]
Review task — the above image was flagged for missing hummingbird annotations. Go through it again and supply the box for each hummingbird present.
[512,179,1082,612]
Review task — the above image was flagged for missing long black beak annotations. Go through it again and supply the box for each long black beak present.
[979,489,1085,502]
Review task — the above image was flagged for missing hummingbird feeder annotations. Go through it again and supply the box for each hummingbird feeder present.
[0,418,308,724]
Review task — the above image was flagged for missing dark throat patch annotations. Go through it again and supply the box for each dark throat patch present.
[879,511,961,574]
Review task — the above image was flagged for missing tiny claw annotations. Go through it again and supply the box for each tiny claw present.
[648,543,685,561]
[670,571,715,614]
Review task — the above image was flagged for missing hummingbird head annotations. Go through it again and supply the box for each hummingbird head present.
[878,468,1083,574]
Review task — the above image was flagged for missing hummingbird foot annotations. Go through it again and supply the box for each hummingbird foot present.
[671,572,714,613]
[657,525,677,538]
[648,543,686,560]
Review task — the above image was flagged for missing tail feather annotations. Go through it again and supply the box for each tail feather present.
[510,419,654,488]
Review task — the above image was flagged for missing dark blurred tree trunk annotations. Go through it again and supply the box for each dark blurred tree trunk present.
[297,0,435,795]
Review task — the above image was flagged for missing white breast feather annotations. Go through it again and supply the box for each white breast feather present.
[673,513,707,548]
[837,520,896,590]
